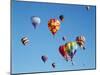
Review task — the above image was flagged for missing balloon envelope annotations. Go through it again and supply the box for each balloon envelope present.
[85,6,90,11]
[62,36,66,41]
[59,15,64,21]
[76,36,85,48]
[65,42,78,53]
[52,63,55,68]
[31,16,41,29]
[21,37,29,45]
[59,45,66,57]
[59,42,78,61]
[48,19,60,35]
[41,55,48,63]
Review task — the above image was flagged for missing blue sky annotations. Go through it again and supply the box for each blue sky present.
[12,0,96,74]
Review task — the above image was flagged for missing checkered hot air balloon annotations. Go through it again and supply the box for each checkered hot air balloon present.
[48,19,60,35]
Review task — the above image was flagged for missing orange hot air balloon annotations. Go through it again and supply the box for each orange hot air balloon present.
[48,19,60,35]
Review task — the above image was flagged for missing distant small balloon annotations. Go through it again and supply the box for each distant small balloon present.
[62,36,66,41]
[21,37,29,45]
[41,55,48,63]
[52,63,56,68]
[59,15,64,21]
[86,6,90,11]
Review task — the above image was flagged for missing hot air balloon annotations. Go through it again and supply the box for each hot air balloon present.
[76,36,86,49]
[59,41,78,61]
[65,42,78,59]
[59,45,66,58]
[21,37,29,45]
[41,55,48,63]
[65,42,78,53]
[31,16,41,29]
[52,63,56,68]
[62,36,66,41]
[86,5,90,11]
[48,19,60,35]
[59,15,64,21]
[59,45,71,61]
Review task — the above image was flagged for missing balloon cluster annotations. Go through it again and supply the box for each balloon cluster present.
[20,14,87,67]
[41,55,56,68]
[59,36,86,62]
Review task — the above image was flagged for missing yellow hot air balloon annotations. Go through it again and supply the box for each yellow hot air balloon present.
[48,19,60,35]
[65,42,78,53]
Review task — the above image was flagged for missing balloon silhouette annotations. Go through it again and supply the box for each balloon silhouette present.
[41,55,48,63]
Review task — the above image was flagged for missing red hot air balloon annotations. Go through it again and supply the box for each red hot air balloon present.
[59,45,66,58]
[59,45,74,61]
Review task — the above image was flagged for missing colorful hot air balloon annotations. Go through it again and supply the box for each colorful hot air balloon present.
[65,42,78,54]
[59,45,71,61]
[59,41,78,61]
[59,15,64,21]
[41,55,48,63]
[21,37,29,45]
[31,16,41,29]
[48,19,60,35]
[76,36,86,49]
[65,42,78,59]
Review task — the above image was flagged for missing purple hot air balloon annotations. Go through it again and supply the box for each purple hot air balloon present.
[41,55,48,63]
